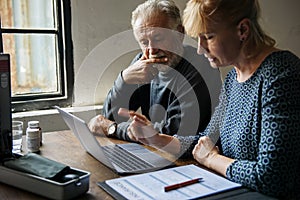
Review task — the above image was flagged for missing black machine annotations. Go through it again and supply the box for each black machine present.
[0,16,13,161]
[0,53,12,161]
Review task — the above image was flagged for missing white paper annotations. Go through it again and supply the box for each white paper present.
[105,164,241,200]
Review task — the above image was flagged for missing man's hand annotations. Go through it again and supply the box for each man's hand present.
[118,108,182,154]
[88,115,114,136]
[118,108,159,144]
[122,53,167,84]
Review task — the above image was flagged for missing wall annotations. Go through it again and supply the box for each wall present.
[71,0,300,107]
[12,0,300,132]
[71,0,187,106]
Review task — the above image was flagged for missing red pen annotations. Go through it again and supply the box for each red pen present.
[164,178,203,192]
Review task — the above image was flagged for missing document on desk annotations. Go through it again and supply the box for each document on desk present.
[98,164,242,200]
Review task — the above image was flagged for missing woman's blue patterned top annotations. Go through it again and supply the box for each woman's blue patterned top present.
[175,51,300,198]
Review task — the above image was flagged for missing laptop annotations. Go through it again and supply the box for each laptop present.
[54,106,174,175]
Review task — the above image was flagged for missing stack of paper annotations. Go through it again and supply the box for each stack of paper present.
[99,164,242,200]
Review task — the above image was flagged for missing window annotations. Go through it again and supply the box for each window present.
[0,0,73,112]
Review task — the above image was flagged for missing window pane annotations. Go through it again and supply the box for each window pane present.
[1,0,72,111]
[3,33,59,96]
[0,0,55,29]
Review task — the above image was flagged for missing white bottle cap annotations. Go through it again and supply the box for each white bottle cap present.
[28,120,40,128]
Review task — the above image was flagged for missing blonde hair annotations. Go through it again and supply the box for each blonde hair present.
[131,0,182,29]
[183,0,276,58]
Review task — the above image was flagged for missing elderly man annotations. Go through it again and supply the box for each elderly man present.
[88,0,213,141]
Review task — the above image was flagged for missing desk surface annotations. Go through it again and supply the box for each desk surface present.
[0,131,275,200]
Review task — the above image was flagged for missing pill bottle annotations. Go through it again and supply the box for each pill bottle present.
[26,121,41,152]
[27,120,43,146]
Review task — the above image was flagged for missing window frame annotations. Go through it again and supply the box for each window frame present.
[1,0,73,112]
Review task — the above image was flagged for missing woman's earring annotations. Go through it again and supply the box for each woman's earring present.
[240,37,245,45]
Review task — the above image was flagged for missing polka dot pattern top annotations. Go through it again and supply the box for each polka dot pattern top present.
[175,51,300,198]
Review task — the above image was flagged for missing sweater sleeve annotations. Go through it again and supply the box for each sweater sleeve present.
[174,80,228,158]
[102,53,142,140]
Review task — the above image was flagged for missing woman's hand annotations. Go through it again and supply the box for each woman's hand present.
[192,136,220,168]
[192,136,235,176]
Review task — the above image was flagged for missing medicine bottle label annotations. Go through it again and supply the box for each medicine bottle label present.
[26,128,40,153]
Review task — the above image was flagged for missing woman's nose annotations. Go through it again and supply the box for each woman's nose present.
[197,46,207,55]
[197,37,208,55]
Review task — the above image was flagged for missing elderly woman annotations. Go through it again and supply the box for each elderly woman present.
[124,0,300,198]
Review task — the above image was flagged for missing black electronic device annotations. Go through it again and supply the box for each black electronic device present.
[0,53,12,161]
[0,15,13,161]
[0,16,3,53]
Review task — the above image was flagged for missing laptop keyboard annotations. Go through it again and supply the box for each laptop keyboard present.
[102,145,154,171]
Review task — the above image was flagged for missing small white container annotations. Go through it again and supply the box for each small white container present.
[27,120,43,145]
[26,124,40,153]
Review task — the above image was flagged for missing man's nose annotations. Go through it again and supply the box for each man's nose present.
[147,47,160,56]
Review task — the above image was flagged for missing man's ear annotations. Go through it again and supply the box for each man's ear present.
[176,24,185,41]
[177,24,185,34]
[237,18,250,41]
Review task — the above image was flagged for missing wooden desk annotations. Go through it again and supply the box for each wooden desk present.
[0,131,275,200]
[0,131,196,200]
